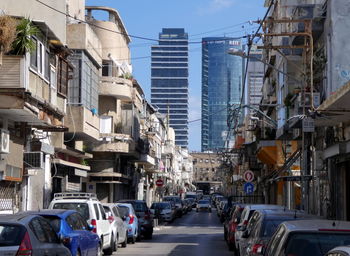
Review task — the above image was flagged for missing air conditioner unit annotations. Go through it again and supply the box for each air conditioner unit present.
[24,152,44,169]
[0,129,10,154]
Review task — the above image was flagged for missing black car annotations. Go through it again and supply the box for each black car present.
[118,200,154,239]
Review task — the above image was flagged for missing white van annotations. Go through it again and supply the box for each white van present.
[48,193,113,254]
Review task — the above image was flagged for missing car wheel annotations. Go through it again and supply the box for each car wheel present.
[145,231,153,240]
[121,232,127,248]
[103,234,114,255]
[113,234,118,252]
[131,231,136,244]
[97,243,102,256]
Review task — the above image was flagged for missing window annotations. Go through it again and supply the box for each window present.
[30,217,58,243]
[93,204,100,220]
[66,213,86,230]
[0,224,26,246]
[98,204,106,220]
[52,203,89,220]
[30,38,38,69]
[57,57,70,96]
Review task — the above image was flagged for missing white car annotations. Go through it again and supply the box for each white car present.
[48,192,113,254]
[196,200,212,212]
[103,204,128,251]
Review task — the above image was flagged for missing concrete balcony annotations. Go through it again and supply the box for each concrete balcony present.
[92,133,134,153]
[65,106,100,141]
[99,77,133,101]
[0,56,66,131]
[67,23,102,65]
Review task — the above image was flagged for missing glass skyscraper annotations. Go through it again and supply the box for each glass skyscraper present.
[151,28,189,147]
[201,37,243,151]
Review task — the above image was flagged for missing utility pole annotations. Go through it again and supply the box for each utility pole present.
[259,18,314,212]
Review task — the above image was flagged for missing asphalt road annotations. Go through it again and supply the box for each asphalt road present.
[113,208,232,256]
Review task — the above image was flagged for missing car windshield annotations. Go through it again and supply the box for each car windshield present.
[151,203,171,210]
[198,200,209,204]
[52,203,89,220]
[0,224,26,247]
[185,195,196,199]
[285,232,350,256]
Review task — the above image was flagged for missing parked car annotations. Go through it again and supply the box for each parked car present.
[0,213,71,256]
[239,210,318,256]
[48,192,112,254]
[118,200,153,239]
[234,204,285,253]
[264,219,350,256]
[102,204,128,250]
[150,202,175,222]
[27,209,100,256]
[163,196,183,217]
[217,200,228,217]
[326,245,350,256]
[115,203,139,244]
[196,199,212,212]
[183,198,193,212]
[225,204,245,252]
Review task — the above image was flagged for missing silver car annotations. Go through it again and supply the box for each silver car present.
[0,213,71,256]
[150,202,176,222]
[103,204,128,251]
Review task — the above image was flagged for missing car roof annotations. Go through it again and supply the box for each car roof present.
[116,203,133,208]
[0,213,35,223]
[245,204,285,210]
[281,219,350,232]
[25,209,76,218]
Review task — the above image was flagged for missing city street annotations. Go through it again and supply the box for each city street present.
[114,209,231,256]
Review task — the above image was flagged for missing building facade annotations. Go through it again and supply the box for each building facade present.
[191,152,223,194]
[151,28,189,148]
[201,37,243,151]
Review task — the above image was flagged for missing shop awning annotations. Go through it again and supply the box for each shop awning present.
[257,141,277,165]
[315,81,350,126]
[52,159,90,171]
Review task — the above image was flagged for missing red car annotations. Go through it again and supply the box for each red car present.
[225,204,245,252]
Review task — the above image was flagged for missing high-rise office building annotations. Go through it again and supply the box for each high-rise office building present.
[244,44,264,116]
[151,28,189,147]
[201,37,243,152]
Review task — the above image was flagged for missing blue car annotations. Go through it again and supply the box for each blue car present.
[116,203,139,243]
[29,209,100,256]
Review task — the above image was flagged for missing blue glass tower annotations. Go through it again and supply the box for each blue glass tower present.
[151,28,189,147]
[201,37,243,151]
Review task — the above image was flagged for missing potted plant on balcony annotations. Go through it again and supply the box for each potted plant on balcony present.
[12,18,39,55]
[0,15,17,65]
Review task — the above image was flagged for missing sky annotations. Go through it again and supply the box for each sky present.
[86,0,266,152]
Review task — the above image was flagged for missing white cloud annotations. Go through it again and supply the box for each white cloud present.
[197,0,236,15]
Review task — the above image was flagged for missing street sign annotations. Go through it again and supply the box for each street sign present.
[156,179,164,187]
[243,170,254,182]
[244,182,254,194]
[302,118,315,132]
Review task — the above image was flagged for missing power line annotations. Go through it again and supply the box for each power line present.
[35,0,253,45]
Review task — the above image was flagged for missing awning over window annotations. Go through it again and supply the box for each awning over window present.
[257,145,277,165]
[316,81,350,126]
